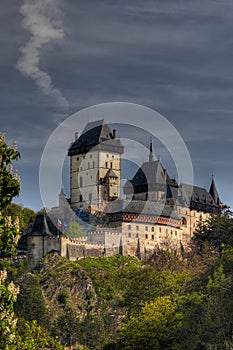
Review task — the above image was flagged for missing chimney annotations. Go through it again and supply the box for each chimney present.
[113,129,116,139]
[75,131,78,141]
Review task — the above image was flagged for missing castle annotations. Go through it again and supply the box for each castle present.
[27,120,221,268]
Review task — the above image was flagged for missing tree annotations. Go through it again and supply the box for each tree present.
[4,203,36,232]
[15,274,49,326]
[66,221,84,238]
[16,320,63,350]
[0,269,19,350]
[0,134,21,349]
[114,296,185,350]
[0,134,21,255]
[194,211,233,250]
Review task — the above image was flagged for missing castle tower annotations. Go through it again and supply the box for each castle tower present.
[68,120,124,211]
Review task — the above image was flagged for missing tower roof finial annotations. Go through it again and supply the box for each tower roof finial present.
[149,137,153,163]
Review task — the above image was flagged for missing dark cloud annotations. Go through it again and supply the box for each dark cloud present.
[1,0,233,210]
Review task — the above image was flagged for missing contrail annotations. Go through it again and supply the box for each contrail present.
[16,0,69,109]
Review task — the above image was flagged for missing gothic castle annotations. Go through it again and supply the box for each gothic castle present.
[27,120,221,268]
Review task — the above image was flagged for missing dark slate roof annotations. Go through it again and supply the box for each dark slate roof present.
[105,169,118,178]
[178,183,219,207]
[124,159,178,194]
[28,214,59,237]
[130,160,165,186]
[209,178,220,205]
[105,199,180,220]
[68,120,124,156]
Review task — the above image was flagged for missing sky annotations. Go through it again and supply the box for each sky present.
[1,0,233,211]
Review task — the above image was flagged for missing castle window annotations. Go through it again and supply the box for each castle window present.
[80,194,83,202]
[89,193,92,204]
[128,224,131,230]
[88,162,90,169]
[80,176,83,187]
[152,227,154,232]
[105,162,108,168]
[136,225,139,231]
[145,226,148,231]
[93,161,95,168]
[128,233,131,238]
[110,162,113,168]
[152,234,154,240]
[112,155,114,158]
[77,157,79,160]
[182,217,187,226]
[32,243,35,250]
[159,227,162,233]
[136,233,139,238]
[145,234,148,239]
[107,154,109,158]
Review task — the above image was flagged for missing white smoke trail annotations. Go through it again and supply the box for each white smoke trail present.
[16,0,69,109]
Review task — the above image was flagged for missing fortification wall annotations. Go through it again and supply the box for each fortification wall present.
[28,235,61,269]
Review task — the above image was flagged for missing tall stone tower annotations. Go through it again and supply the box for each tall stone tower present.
[68,120,124,211]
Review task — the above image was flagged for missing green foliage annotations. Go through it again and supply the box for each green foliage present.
[76,255,142,300]
[0,134,21,255]
[115,296,185,350]
[53,308,81,347]
[0,135,21,349]
[0,270,19,350]
[194,211,233,248]
[4,203,36,231]
[16,319,63,350]
[0,134,20,212]
[66,221,84,238]
[15,273,49,326]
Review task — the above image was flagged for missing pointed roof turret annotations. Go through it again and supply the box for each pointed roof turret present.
[28,214,53,237]
[209,177,220,205]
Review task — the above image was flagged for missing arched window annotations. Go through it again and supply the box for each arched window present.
[182,217,187,226]
[80,176,83,188]
[79,194,83,202]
